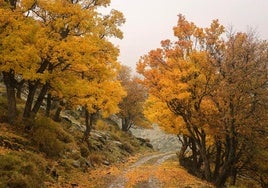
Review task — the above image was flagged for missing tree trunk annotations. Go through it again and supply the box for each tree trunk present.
[6,0,17,9]
[2,71,17,124]
[53,106,62,122]
[53,101,64,122]
[82,110,94,142]
[16,80,24,99]
[215,163,231,187]
[202,152,211,181]
[200,131,211,181]
[23,81,39,118]
[213,140,222,179]
[32,83,49,114]
[46,93,51,117]
[122,117,130,131]
[260,176,268,188]
[230,167,237,186]
[190,137,198,171]
[215,135,237,187]
[23,59,50,118]
[178,135,190,164]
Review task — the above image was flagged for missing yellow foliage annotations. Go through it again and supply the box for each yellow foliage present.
[0,9,41,76]
[144,95,185,134]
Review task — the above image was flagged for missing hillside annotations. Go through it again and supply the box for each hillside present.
[1,81,265,188]
[0,89,217,188]
[0,92,153,187]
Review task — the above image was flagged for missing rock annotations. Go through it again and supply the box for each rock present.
[69,149,81,160]
[146,143,154,149]
[103,160,110,166]
[61,113,86,132]
[72,160,80,168]
[46,165,59,180]
[71,183,78,188]
[112,141,123,146]
[79,157,92,168]
[62,116,72,124]
[98,136,106,145]
[65,110,80,120]
[136,137,147,143]
[92,132,103,138]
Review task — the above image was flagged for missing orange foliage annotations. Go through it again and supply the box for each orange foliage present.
[137,14,268,186]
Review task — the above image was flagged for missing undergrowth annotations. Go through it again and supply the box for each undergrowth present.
[0,95,152,187]
[0,151,47,188]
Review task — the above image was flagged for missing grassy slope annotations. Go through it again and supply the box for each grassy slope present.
[0,92,213,188]
[0,86,259,188]
[0,94,153,187]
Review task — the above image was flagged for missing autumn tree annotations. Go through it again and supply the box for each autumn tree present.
[0,0,126,131]
[211,31,268,187]
[21,0,124,117]
[137,15,268,187]
[0,0,41,123]
[117,65,148,131]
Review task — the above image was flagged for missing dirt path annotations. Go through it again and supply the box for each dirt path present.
[108,152,176,188]
[107,152,212,188]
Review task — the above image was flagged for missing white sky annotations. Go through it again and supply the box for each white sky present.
[107,0,268,71]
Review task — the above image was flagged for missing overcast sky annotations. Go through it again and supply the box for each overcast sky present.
[107,0,268,71]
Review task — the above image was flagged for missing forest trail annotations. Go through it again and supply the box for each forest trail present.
[86,125,212,188]
[108,152,176,188]
[107,152,212,188]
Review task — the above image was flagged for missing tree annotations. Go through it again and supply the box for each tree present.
[211,31,268,186]
[117,66,149,131]
[137,15,268,187]
[0,0,126,129]
[0,1,41,123]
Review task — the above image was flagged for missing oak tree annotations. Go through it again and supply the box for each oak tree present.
[117,65,149,131]
[137,15,268,187]
[0,0,126,132]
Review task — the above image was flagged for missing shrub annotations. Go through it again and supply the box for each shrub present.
[121,142,134,154]
[80,144,90,158]
[88,152,104,166]
[32,117,71,158]
[59,159,75,172]
[33,128,65,158]
[0,151,46,188]
[110,129,123,141]
[95,120,110,131]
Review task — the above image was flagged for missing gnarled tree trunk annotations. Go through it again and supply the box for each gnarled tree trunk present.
[2,71,17,124]
[23,81,39,118]
[53,101,64,122]
[16,79,24,99]
[82,110,96,142]
[32,82,49,114]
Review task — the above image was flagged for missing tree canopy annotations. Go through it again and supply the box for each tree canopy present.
[117,65,149,131]
[0,0,126,137]
[137,15,268,187]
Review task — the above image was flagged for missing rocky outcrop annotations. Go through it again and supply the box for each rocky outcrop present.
[130,124,181,152]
